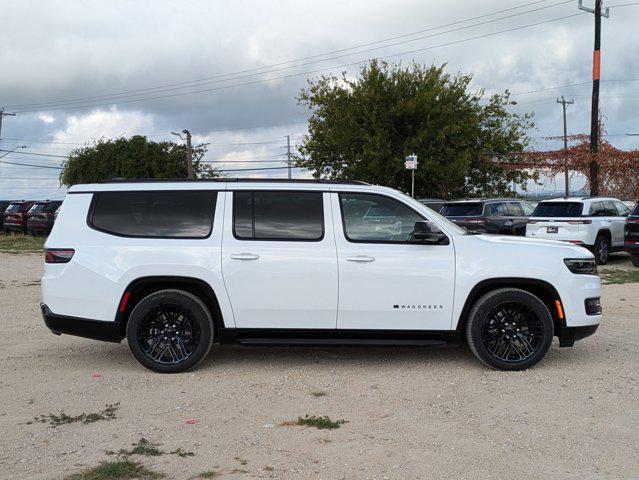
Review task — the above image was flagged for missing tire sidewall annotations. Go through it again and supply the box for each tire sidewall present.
[126,289,214,373]
[595,236,610,265]
[466,288,554,371]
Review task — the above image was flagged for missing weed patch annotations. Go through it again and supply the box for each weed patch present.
[296,414,347,429]
[310,390,327,397]
[64,459,164,479]
[197,472,221,479]
[0,234,45,253]
[107,438,193,458]
[600,269,639,284]
[32,403,119,427]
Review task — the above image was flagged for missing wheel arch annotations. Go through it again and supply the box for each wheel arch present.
[596,229,612,241]
[116,276,226,334]
[455,278,564,335]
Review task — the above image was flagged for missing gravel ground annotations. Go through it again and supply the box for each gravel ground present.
[0,252,637,480]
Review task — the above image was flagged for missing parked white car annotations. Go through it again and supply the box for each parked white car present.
[42,180,601,373]
[525,197,630,264]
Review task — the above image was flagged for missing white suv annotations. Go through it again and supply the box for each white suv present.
[525,197,630,264]
[42,180,602,373]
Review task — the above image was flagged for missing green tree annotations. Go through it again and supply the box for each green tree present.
[60,135,218,186]
[296,60,535,198]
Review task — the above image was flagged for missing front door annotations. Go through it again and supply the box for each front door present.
[221,190,338,329]
[332,192,455,331]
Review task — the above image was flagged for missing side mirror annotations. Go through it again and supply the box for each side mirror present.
[413,221,448,244]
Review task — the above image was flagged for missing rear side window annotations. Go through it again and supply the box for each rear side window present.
[233,191,324,241]
[507,202,524,216]
[90,191,217,238]
[440,203,483,216]
[532,202,583,217]
[486,203,508,216]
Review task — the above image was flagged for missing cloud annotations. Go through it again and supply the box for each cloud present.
[37,113,55,124]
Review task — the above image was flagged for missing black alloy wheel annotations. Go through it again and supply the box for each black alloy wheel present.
[127,289,214,373]
[466,288,553,371]
[594,235,610,265]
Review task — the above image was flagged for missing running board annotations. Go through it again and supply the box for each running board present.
[218,328,461,347]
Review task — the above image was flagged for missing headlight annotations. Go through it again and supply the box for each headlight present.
[564,258,597,275]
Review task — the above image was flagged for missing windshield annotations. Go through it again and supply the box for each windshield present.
[440,203,483,216]
[29,203,47,213]
[532,202,583,217]
[632,203,639,216]
[5,203,22,213]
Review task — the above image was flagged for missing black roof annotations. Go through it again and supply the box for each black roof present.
[443,197,522,204]
[98,178,369,185]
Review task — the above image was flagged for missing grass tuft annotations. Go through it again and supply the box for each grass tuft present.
[0,233,46,253]
[296,414,347,429]
[197,472,221,479]
[32,403,119,427]
[107,438,194,458]
[310,390,327,397]
[64,459,164,479]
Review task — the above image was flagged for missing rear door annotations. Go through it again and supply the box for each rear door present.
[332,191,455,331]
[506,202,528,235]
[611,200,630,246]
[221,189,338,329]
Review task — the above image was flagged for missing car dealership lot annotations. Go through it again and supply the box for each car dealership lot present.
[0,252,637,480]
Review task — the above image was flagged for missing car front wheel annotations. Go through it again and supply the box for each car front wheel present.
[126,289,214,373]
[466,288,554,371]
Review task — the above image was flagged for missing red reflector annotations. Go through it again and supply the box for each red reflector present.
[568,240,584,244]
[44,248,74,264]
[626,241,637,245]
[118,291,131,313]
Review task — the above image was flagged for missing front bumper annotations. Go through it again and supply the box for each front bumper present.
[557,324,599,347]
[41,303,124,343]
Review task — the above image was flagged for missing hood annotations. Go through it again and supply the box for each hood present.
[472,234,594,258]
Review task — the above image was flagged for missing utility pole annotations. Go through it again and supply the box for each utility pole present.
[556,96,574,198]
[578,0,610,196]
[0,108,16,143]
[286,135,292,179]
[171,129,194,179]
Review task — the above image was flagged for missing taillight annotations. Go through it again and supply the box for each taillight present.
[566,220,592,224]
[627,218,639,223]
[45,249,75,264]
[466,217,487,224]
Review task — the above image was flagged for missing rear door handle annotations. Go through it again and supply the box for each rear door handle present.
[230,253,260,260]
[346,255,375,263]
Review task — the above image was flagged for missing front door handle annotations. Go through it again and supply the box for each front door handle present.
[230,253,260,260]
[346,255,375,263]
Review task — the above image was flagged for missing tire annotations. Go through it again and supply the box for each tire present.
[593,235,610,265]
[632,255,639,268]
[126,289,214,373]
[466,288,554,371]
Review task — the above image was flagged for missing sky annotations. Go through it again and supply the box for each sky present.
[1,0,638,200]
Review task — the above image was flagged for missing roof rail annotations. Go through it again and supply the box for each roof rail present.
[97,178,369,185]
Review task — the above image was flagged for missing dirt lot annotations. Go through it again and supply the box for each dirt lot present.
[0,252,637,480]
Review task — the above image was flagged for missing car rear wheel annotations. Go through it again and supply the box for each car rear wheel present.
[466,288,554,371]
[126,289,214,373]
[594,235,610,265]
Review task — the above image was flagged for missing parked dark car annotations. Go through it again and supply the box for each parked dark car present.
[3,201,36,233]
[27,200,63,235]
[0,200,13,233]
[440,198,536,235]
[417,198,445,212]
[625,202,639,267]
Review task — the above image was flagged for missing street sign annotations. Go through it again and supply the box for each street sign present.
[405,154,418,170]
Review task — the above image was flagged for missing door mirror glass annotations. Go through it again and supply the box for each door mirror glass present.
[412,221,448,244]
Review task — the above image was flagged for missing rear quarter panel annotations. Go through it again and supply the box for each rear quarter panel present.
[42,192,234,325]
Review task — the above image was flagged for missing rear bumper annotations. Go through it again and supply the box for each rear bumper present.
[41,303,124,343]
[557,324,599,347]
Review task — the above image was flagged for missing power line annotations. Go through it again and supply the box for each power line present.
[0,149,68,158]
[4,0,569,111]
[8,9,583,113]
[0,159,63,169]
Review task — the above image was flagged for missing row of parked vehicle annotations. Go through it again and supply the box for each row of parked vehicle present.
[0,200,62,235]
[419,197,639,266]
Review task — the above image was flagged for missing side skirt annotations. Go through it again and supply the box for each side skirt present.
[218,328,462,347]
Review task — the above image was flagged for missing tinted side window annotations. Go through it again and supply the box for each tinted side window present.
[487,203,508,216]
[614,201,630,217]
[590,201,605,216]
[603,201,617,216]
[521,202,535,215]
[340,193,425,243]
[507,202,524,216]
[233,191,324,241]
[90,191,216,238]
